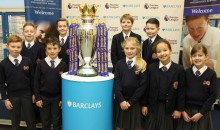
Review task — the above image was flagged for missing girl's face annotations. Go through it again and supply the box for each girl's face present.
[124,41,138,59]
[46,44,61,60]
[191,49,207,69]
[156,42,172,65]
[121,19,133,32]
[23,25,36,42]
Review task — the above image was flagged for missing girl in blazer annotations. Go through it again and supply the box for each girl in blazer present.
[176,43,217,130]
[114,37,147,130]
[141,39,185,130]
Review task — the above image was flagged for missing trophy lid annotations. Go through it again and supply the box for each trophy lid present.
[79,4,98,19]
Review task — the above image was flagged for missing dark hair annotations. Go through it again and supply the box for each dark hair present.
[7,35,23,45]
[191,43,207,56]
[185,15,209,23]
[146,18,160,27]
[120,13,134,24]
[45,36,61,48]
[56,18,69,27]
[153,39,172,52]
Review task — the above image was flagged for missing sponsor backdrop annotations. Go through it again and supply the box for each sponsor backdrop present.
[62,1,184,66]
[183,0,220,77]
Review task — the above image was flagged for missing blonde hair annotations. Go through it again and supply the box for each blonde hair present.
[122,37,147,73]
[120,13,134,24]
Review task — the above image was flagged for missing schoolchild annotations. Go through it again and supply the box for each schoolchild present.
[142,18,162,65]
[34,36,67,130]
[114,37,147,130]
[56,18,70,67]
[21,22,46,71]
[176,43,217,130]
[111,13,142,73]
[141,39,185,130]
[0,35,36,130]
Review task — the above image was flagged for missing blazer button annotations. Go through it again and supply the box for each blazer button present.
[166,94,169,95]
[166,100,168,102]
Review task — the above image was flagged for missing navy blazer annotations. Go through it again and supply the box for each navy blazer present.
[142,61,185,115]
[142,35,162,65]
[111,31,141,73]
[58,36,69,67]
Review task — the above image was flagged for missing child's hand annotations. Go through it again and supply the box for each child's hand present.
[182,111,191,122]
[190,113,203,122]
[4,100,13,110]
[36,100,43,108]
[141,106,148,116]
[59,101,62,108]
[120,101,128,110]
[32,95,36,103]
[126,102,131,107]
[172,110,181,119]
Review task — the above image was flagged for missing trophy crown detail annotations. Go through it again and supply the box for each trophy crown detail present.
[79,4,98,19]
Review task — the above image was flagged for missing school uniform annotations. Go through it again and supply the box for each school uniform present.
[34,56,67,130]
[111,31,141,73]
[58,35,69,68]
[142,35,162,65]
[176,66,217,130]
[114,58,147,130]
[141,61,185,130]
[0,55,36,130]
[21,41,46,70]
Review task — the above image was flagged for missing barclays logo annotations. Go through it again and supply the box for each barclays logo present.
[162,28,180,32]
[163,5,181,8]
[123,4,140,8]
[142,16,160,20]
[67,100,102,109]
[103,16,120,19]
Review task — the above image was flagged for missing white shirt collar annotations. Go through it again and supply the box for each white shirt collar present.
[25,40,34,48]
[149,35,157,43]
[192,65,208,76]
[159,61,172,70]
[45,56,61,68]
[126,56,136,67]
[123,32,131,38]
[59,35,68,42]
[9,54,22,64]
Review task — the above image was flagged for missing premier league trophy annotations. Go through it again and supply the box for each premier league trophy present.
[68,4,109,77]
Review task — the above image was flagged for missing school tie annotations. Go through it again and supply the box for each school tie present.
[61,38,65,46]
[127,60,133,69]
[162,66,167,72]
[50,60,55,69]
[149,39,152,45]
[14,59,19,67]
[125,35,128,40]
[195,70,200,77]
[27,43,31,49]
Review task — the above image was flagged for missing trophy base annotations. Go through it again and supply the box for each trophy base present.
[77,66,98,77]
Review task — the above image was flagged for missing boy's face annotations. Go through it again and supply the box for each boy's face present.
[146,23,159,38]
[186,17,208,42]
[23,25,36,42]
[191,49,207,69]
[121,19,133,32]
[46,43,61,60]
[57,21,68,36]
[7,42,22,58]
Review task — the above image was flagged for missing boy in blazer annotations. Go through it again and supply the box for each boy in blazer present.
[142,18,162,65]
[56,18,70,67]
[111,13,141,73]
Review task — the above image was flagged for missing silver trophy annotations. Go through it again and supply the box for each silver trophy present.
[77,4,98,77]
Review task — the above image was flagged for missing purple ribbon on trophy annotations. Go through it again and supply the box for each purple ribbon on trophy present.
[96,23,109,76]
[68,23,79,75]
